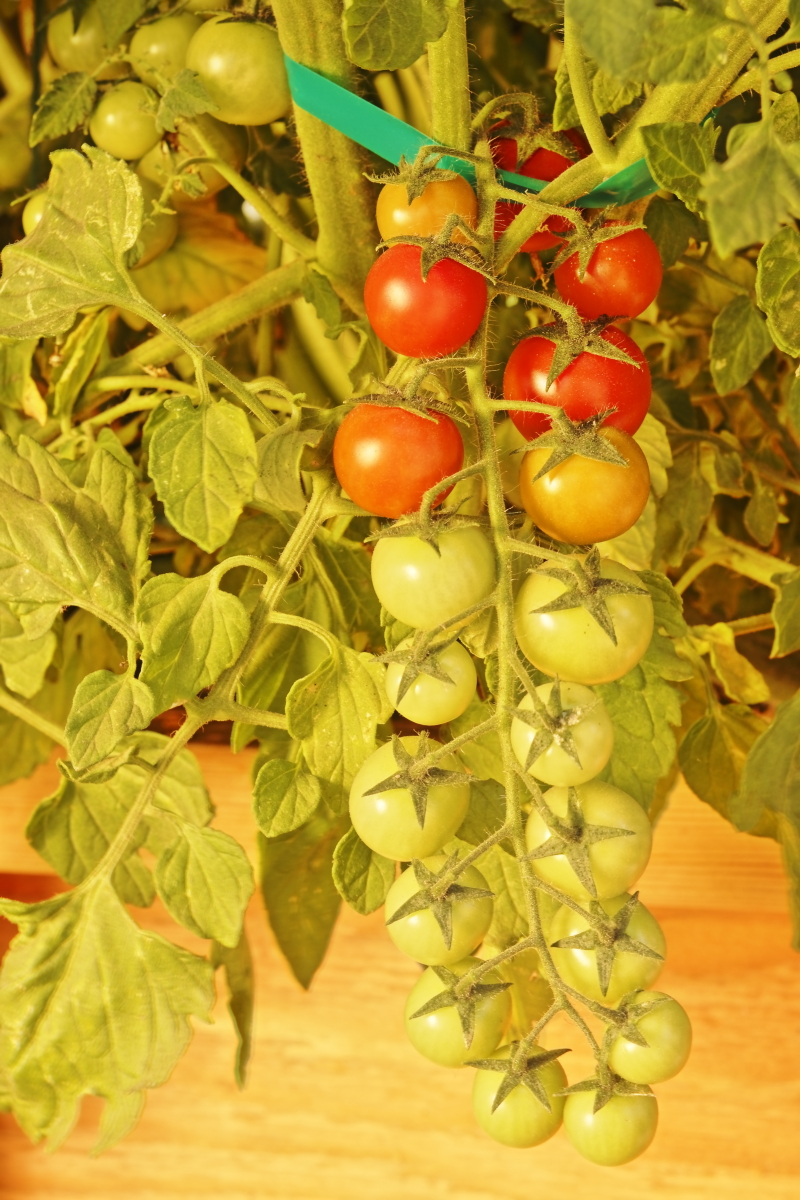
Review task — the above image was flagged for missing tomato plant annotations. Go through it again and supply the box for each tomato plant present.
[384,855,493,965]
[404,956,511,1067]
[129,14,202,88]
[511,680,614,786]
[89,82,161,161]
[563,1090,659,1166]
[384,636,477,724]
[549,892,666,1004]
[554,227,663,320]
[371,526,496,630]
[607,991,693,1084]
[376,176,478,242]
[471,1045,567,1147]
[185,15,291,127]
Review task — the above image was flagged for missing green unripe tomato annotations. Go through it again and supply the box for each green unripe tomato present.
[47,5,128,79]
[371,527,496,632]
[563,1089,658,1166]
[185,14,290,127]
[0,133,33,191]
[404,956,511,1067]
[525,780,652,901]
[184,0,230,9]
[511,681,613,787]
[385,856,493,966]
[608,990,692,1084]
[89,82,160,161]
[129,178,179,269]
[496,416,527,509]
[472,1045,567,1147]
[349,736,470,861]
[385,638,477,725]
[22,190,49,236]
[129,14,202,88]
[549,892,666,1004]
[515,559,654,685]
[136,113,248,207]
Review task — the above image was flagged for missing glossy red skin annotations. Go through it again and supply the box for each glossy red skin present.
[505,324,651,439]
[492,131,587,250]
[364,244,487,358]
[333,405,464,518]
[554,227,664,320]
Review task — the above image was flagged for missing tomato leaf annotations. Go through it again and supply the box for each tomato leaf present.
[49,309,109,420]
[332,825,395,915]
[0,603,57,699]
[252,758,322,837]
[709,296,772,396]
[770,567,800,657]
[65,669,155,771]
[29,72,98,147]
[211,931,254,1088]
[641,121,717,214]
[643,196,707,268]
[756,226,800,356]
[148,397,257,553]
[0,881,213,1151]
[502,0,560,28]
[654,444,714,567]
[343,0,450,71]
[301,267,342,329]
[0,339,38,412]
[679,701,765,823]
[155,69,216,134]
[155,824,253,947]
[744,476,780,547]
[476,845,528,949]
[456,777,506,847]
[691,623,770,705]
[83,442,153,591]
[554,52,642,130]
[311,528,384,647]
[254,425,317,513]
[448,694,505,783]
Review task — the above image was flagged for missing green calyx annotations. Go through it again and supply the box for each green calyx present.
[526,546,650,645]
[509,674,596,772]
[409,963,512,1049]
[558,1065,654,1115]
[361,732,466,829]
[527,409,629,483]
[550,214,643,280]
[467,1042,571,1113]
[519,314,644,391]
[385,854,494,951]
[378,629,462,704]
[549,892,663,998]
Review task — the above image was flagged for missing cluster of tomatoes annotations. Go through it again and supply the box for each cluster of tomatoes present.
[337,132,690,1165]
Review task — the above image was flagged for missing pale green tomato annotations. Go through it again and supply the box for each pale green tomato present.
[608,990,692,1084]
[47,5,128,79]
[514,558,654,685]
[472,1045,567,1148]
[184,0,229,9]
[129,14,202,88]
[22,190,48,236]
[563,1089,658,1166]
[404,956,511,1067]
[385,856,493,965]
[129,179,179,269]
[385,637,477,725]
[136,114,248,207]
[549,892,666,1004]
[371,527,496,631]
[185,15,290,126]
[349,736,469,861]
[0,133,32,191]
[496,416,527,509]
[89,82,160,161]
[511,681,613,787]
[525,780,652,901]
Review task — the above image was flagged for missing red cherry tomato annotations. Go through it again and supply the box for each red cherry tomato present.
[333,405,464,518]
[491,130,587,251]
[364,243,487,359]
[504,324,651,439]
[554,226,663,320]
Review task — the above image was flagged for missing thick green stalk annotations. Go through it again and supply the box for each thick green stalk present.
[271,0,378,314]
[0,685,64,745]
[562,6,617,168]
[427,0,472,150]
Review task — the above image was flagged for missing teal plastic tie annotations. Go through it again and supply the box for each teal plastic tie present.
[283,54,660,209]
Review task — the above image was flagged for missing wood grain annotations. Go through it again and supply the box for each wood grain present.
[0,748,798,1199]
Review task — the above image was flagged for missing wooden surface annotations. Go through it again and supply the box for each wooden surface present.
[0,749,798,1198]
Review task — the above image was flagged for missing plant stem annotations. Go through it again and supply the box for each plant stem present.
[0,685,65,745]
[426,0,472,151]
[562,6,618,168]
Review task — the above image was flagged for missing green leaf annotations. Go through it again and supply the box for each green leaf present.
[770,567,800,657]
[701,122,800,260]
[311,528,384,647]
[286,644,392,809]
[0,338,37,410]
[29,72,98,147]
[456,777,506,847]
[155,824,253,947]
[258,814,346,988]
[83,442,152,590]
[301,267,342,329]
[332,825,395,915]
[653,444,714,567]
[148,397,258,553]
[343,0,449,70]
[554,52,642,130]
[155,69,215,133]
[252,758,322,836]
[709,296,772,396]
[643,196,707,268]
[744,477,780,547]
[502,0,559,28]
[253,425,317,513]
[137,572,250,712]
[0,881,213,1151]
[94,0,153,44]
[211,931,254,1088]
[64,669,155,770]
[0,148,146,339]
[448,694,504,783]
[638,570,688,640]
[641,121,717,214]
[679,701,765,823]
[756,226,800,356]
[0,602,57,699]
[692,624,770,705]
[50,309,109,420]
[477,845,527,949]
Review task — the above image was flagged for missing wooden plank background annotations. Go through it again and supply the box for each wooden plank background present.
[0,748,798,1199]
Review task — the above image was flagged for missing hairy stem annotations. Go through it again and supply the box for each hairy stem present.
[427,0,472,151]
[562,5,618,168]
[0,685,65,745]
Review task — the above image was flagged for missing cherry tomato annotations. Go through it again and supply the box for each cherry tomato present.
[186,15,290,126]
[525,780,652,901]
[129,14,202,89]
[496,416,527,509]
[364,244,487,359]
[472,1044,567,1147]
[385,855,493,965]
[519,426,650,545]
[22,190,48,236]
[505,325,651,440]
[549,892,666,1004]
[385,637,477,725]
[404,955,511,1067]
[349,736,470,861]
[137,114,248,207]
[514,558,654,685]
[131,179,179,269]
[376,176,478,243]
[608,990,692,1084]
[89,82,160,161]
[511,681,614,787]
[332,405,464,519]
[47,4,128,79]
[371,527,496,631]
[564,1089,658,1165]
[554,227,663,320]
[491,130,587,251]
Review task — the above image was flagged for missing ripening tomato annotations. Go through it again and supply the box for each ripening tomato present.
[404,956,511,1067]
[525,780,653,901]
[89,82,160,161]
[519,426,650,544]
[491,129,588,251]
[607,991,692,1084]
[563,1090,659,1166]
[472,1045,567,1148]
[364,243,487,358]
[371,526,496,631]
[385,637,477,725]
[549,891,666,1004]
[376,175,478,243]
[385,855,493,965]
[511,681,614,787]
[185,14,290,126]
[554,226,663,320]
[332,405,464,519]
[514,558,654,685]
[129,13,202,87]
[505,325,651,440]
